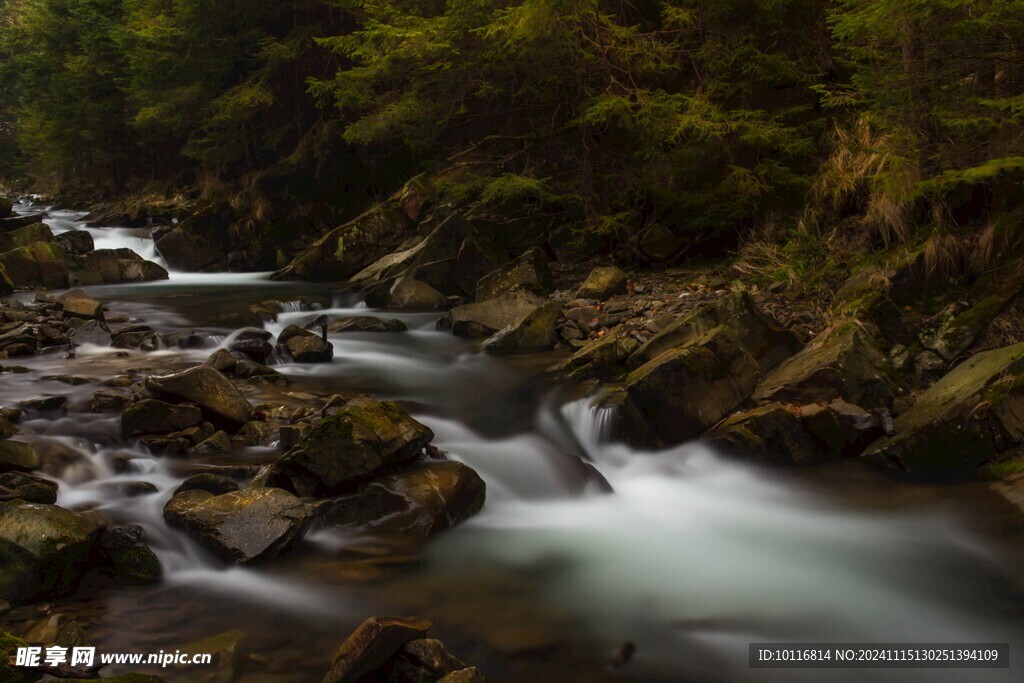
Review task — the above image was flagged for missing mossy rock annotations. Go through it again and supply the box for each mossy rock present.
[629,289,802,372]
[753,322,904,411]
[864,342,1024,477]
[624,325,761,444]
[0,502,103,605]
[0,630,37,683]
[97,525,162,585]
[482,300,563,355]
[0,440,39,473]
[265,398,434,497]
[550,331,639,381]
[0,223,53,253]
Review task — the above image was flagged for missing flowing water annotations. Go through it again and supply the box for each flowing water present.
[2,204,1023,682]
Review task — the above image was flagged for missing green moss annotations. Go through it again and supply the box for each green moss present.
[981,457,1024,479]
[0,630,36,683]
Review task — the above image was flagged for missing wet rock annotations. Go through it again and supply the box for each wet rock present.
[0,212,46,230]
[440,289,549,337]
[72,319,112,346]
[53,230,94,256]
[752,322,903,412]
[482,300,563,355]
[281,330,334,363]
[551,331,639,381]
[175,474,240,497]
[163,488,314,564]
[153,205,232,272]
[0,222,53,253]
[96,524,162,585]
[630,290,802,373]
[706,404,823,465]
[384,277,448,311]
[321,461,486,535]
[111,324,159,349]
[235,360,287,385]
[383,638,465,682]
[329,316,408,334]
[206,348,238,374]
[20,395,67,412]
[0,242,68,289]
[0,501,103,604]
[623,326,761,444]
[321,616,433,683]
[188,430,232,456]
[0,472,57,504]
[90,389,131,413]
[438,668,486,683]
[575,266,628,300]
[122,399,203,438]
[476,247,554,300]
[0,196,10,219]
[266,398,434,497]
[117,253,169,283]
[230,338,274,364]
[0,630,36,683]
[888,343,912,373]
[58,289,104,320]
[0,415,15,439]
[864,342,1024,477]
[278,423,312,449]
[146,366,256,430]
[797,400,884,458]
[238,421,277,447]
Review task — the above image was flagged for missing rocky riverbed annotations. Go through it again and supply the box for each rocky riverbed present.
[1,196,1024,682]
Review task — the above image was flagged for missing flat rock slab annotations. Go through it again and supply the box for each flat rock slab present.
[163,488,314,564]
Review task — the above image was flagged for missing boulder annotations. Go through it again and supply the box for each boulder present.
[0,212,45,231]
[630,290,803,372]
[53,230,94,256]
[0,415,15,439]
[145,367,256,430]
[752,322,903,411]
[0,472,58,504]
[575,266,628,300]
[279,326,334,363]
[238,420,278,446]
[706,400,883,465]
[0,197,11,219]
[637,224,684,263]
[111,324,160,349]
[90,389,131,413]
[72,319,112,346]
[383,639,465,683]
[0,630,36,683]
[265,398,433,497]
[205,348,238,374]
[329,316,408,334]
[482,300,563,355]
[189,430,232,455]
[864,342,1024,477]
[96,524,162,585]
[121,399,203,438]
[551,331,640,381]
[0,242,68,289]
[0,222,53,253]
[475,247,553,300]
[439,668,486,683]
[322,616,433,683]
[321,461,486,535]
[440,289,549,338]
[0,501,103,604]
[384,277,448,311]
[623,326,761,444]
[118,255,169,283]
[163,488,314,563]
[153,205,232,272]
[58,289,103,320]
[229,337,273,364]
[0,441,39,473]
[274,182,420,282]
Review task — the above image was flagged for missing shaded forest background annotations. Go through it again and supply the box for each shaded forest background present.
[1,0,1023,267]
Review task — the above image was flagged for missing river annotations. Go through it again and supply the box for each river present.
[2,203,1023,682]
